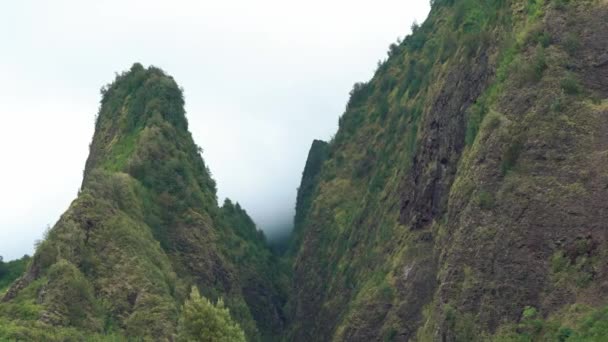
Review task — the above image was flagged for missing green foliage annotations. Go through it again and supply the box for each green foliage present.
[493,304,608,341]
[522,306,538,320]
[177,287,245,342]
[550,95,565,112]
[530,46,547,81]
[501,139,524,175]
[219,196,289,339]
[477,191,496,210]
[346,82,374,111]
[1,65,286,341]
[569,306,608,341]
[440,31,458,62]
[290,140,330,254]
[466,101,488,145]
[531,30,552,48]
[562,32,580,55]
[551,247,597,289]
[551,251,569,273]
[384,327,398,342]
[44,260,102,330]
[557,326,575,341]
[514,46,547,85]
[221,199,266,247]
[552,0,571,11]
[0,278,45,321]
[0,255,30,292]
[519,306,544,338]
[561,73,581,95]
[0,318,126,342]
[444,305,478,342]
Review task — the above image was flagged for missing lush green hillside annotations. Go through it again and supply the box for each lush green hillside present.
[0,64,285,341]
[288,0,608,341]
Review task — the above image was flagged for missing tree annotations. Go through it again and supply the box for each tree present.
[177,287,245,342]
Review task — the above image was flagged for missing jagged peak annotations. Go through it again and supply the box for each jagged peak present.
[97,63,187,132]
[84,64,189,172]
[82,64,217,201]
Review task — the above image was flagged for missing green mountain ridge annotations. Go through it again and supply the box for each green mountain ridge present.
[2,0,608,341]
[0,64,285,341]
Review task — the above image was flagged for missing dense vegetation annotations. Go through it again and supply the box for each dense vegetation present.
[288,0,608,340]
[177,287,245,342]
[0,65,285,341]
[0,256,30,293]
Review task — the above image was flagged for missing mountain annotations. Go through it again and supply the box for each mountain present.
[3,0,608,341]
[0,64,285,341]
[288,0,608,340]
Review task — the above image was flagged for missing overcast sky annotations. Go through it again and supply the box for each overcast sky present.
[0,0,430,260]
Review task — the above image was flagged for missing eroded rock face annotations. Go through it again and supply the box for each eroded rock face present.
[288,32,498,342]
[437,5,608,337]
[289,1,608,341]
[399,49,493,230]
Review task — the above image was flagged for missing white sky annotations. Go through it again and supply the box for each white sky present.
[0,0,430,260]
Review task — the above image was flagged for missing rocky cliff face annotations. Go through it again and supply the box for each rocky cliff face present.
[289,0,608,340]
[0,64,285,341]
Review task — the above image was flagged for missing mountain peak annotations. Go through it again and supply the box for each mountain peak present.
[1,64,285,340]
[99,63,187,131]
[83,63,192,184]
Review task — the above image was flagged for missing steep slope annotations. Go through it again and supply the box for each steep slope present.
[289,139,329,255]
[0,64,285,341]
[289,0,608,341]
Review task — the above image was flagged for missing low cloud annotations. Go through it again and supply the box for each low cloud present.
[0,0,430,259]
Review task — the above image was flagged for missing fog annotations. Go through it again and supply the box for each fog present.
[0,0,430,260]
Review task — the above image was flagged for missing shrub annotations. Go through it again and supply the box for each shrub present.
[465,100,487,146]
[519,306,544,338]
[384,328,398,341]
[501,140,524,175]
[535,31,552,48]
[177,287,245,342]
[553,0,571,10]
[561,73,581,95]
[557,326,574,341]
[478,191,496,210]
[550,95,565,112]
[522,306,538,320]
[551,251,569,273]
[46,260,101,330]
[515,46,547,84]
[562,32,580,55]
[441,31,458,62]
